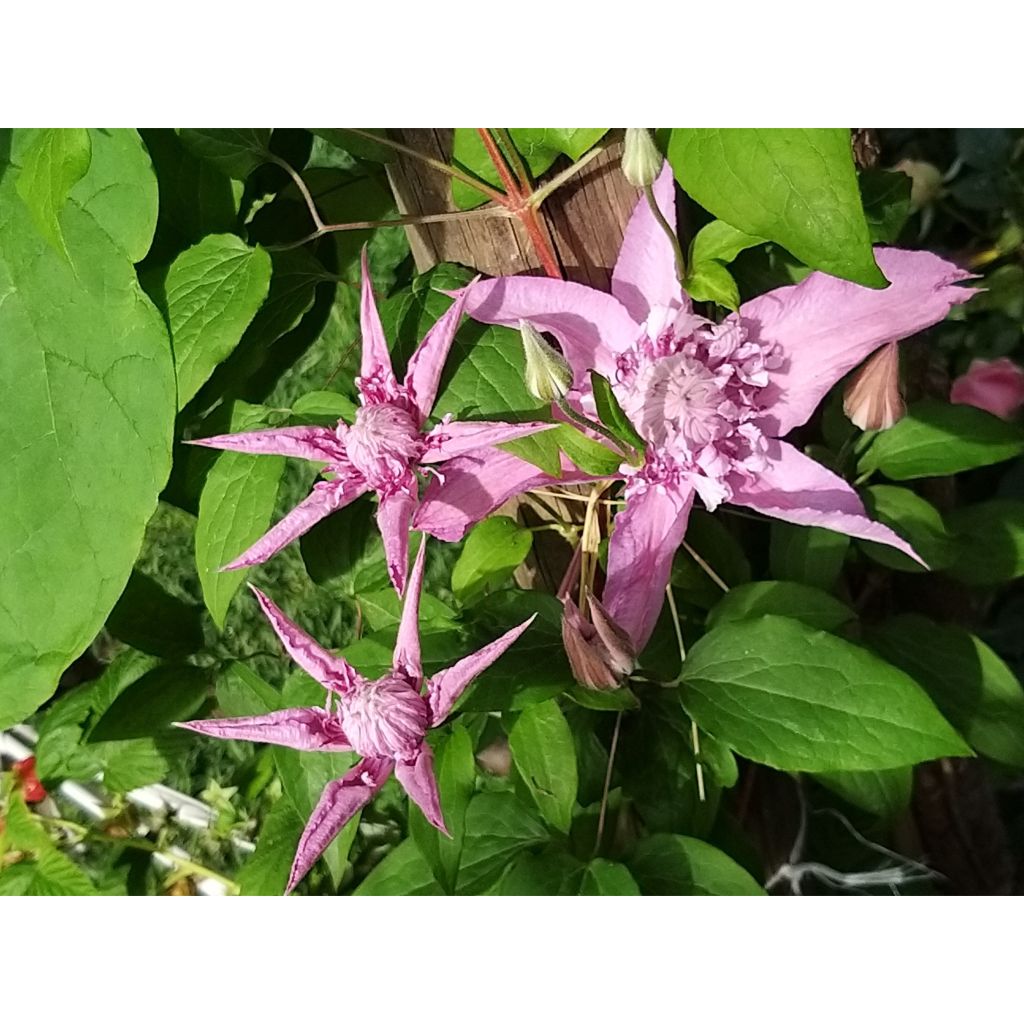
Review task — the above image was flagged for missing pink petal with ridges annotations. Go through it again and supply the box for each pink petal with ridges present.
[419,420,556,464]
[611,162,685,322]
[403,284,472,424]
[359,248,394,383]
[604,481,694,652]
[428,615,535,725]
[187,425,345,464]
[176,707,351,752]
[287,756,392,893]
[393,536,427,679]
[377,488,417,595]
[394,744,448,836]
[729,439,924,564]
[250,584,362,693]
[740,247,976,436]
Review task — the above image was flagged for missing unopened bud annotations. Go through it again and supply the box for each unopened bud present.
[521,319,572,403]
[894,159,944,211]
[562,596,636,691]
[622,128,662,189]
[843,342,905,431]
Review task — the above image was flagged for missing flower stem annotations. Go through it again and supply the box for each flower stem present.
[665,586,705,803]
[527,142,613,208]
[592,710,624,859]
[643,183,687,284]
[491,128,532,193]
[680,539,730,592]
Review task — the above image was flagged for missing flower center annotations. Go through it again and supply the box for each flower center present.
[346,403,423,490]
[340,672,429,761]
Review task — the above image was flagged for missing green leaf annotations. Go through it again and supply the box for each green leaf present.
[498,429,563,478]
[859,399,1024,480]
[409,724,476,893]
[680,616,971,771]
[860,485,952,572]
[215,662,281,718]
[89,665,209,741]
[868,614,1024,767]
[15,128,92,259]
[508,699,578,833]
[945,500,1024,586]
[860,169,913,244]
[163,234,272,407]
[499,848,583,894]
[236,797,305,896]
[684,260,740,310]
[590,371,645,452]
[0,170,175,730]
[177,129,272,179]
[707,581,855,633]
[451,516,533,603]
[769,522,849,591]
[667,128,884,287]
[689,220,765,265]
[672,510,751,608]
[579,859,642,895]
[815,767,913,818]
[310,129,393,164]
[353,839,444,895]
[630,834,765,895]
[301,496,390,596]
[567,686,640,712]
[194,401,286,628]
[291,389,357,422]
[106,571,205,659]
[357,587,456,633]
[551,424,624,475]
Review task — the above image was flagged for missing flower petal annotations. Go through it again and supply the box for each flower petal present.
[729,439,923,563]
[222,477,368,570]
[611,162,685,322]
[419,420,556,464]
[414,448,606,542]
[250,584,362,693]
[393,536,427,679]
[403,284,471,424]
[377,488,417,595]
[359,248,394,382]
[176,707,351,752]
[603,480,694,652]
[287,756,392,893]
[188,425,344,464]
[394,744,448,835]
[428,615,535,725]
[461,275,638,384]
[740,247,976,436]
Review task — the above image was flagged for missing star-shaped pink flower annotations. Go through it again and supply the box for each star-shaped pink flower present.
[415,165,976,651]
[178,540,534,893]
[190,251,552,594]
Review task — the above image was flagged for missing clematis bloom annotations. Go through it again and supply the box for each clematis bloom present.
[179,540,534,893]
[950,357,1024,420]
[416,165,975,652]
[190,251,552,593]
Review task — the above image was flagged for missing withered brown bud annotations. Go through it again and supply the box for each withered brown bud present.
[561,596,636,691]
[843,342,906,431]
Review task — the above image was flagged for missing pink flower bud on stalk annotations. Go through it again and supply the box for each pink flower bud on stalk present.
[951,357,1024,420]
[562,595,636,691]
[843,341,906,430]
[520,319,572,402]
[621,128,662,190]
[894,159,945,212]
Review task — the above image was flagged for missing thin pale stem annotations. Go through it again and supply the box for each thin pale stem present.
[643,183,687,283]
[681,539,730,593]
[268,154,325,232]
[665,585,705,802]
[527,142,612,208]
[592,710,624,859]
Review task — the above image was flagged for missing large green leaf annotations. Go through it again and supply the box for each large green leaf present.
[630,834,765,895]
[858,399,1024,480]
[163,234,272,407]
[0,160,175,730]
[814,767,913,818]
[451,516,533,604]
[667,128,884,286]
[177,129,272,180]
[352,838,443,895]
[860,485,953,572]
[869,614,1024,767]
[579,859,642,895]
[707,580,855,633]
[194,402,285,628]
[236,797,306,896]
[508,699,578,833]
[769,522,849,592]
[106,570,204,659]
[945,500,1024,586]
[680,616,971,771]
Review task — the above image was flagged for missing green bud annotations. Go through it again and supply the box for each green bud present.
[622,128,662,189]
[520,319,572,403]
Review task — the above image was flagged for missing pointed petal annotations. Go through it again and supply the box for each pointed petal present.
[420,420,556,464]
[222,477,368,570]
[414,448,608,542]
[394,744,448,835]
[393,535,427,678]
[287,757,392,893]
[188,425,344,464]
[359,247,394,382]
[428,615,535,725]
[176,707,351,752]
[611,162,685,321]
[404,284,471,423]
[461,275,638,384]
[604,481,694,652]
[250,585,362,692]
[740,248,976,436]
[377,488,417,595]
[730,439,924,564]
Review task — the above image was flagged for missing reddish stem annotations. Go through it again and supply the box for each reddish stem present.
[476,128,523,203]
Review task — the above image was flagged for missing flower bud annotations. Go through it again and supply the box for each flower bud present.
[894,159,944,211]
[951,357,1024,420]
[561,596,636,691]
[843,342,905,431]
[520,319,572,403]
[622,128,662,189]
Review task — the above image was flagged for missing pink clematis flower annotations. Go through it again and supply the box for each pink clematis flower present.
[416,165,975,652]
[190,251,552,594]
[179,540,534,893]
[950,357,1024,420]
